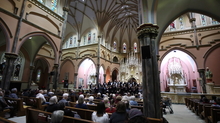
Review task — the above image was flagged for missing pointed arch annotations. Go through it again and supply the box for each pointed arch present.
[0,18,12,52]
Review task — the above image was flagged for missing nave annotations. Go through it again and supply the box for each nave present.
[8,104,206,123]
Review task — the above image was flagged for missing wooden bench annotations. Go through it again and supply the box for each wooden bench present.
[0,117,16,123]
[69,102,97,111]
[65,106,112,121]
[0,109,10,118]
[131,105,143,112]
[4,97,29,116]
[208,108,220,123]
[147,117,163,123]
[26,108,97,123]
[20,96,47,111]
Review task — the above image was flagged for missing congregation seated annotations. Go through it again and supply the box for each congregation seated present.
[92,102,109,123]
[110,101,128,123]
[96,93,102,100]
[76,94,88,109]
[128,108,147,123]
[4,90,11,97]
[105,99,116,113]
[47,96,63,113]
[36,90,48,104]
[210,95,217,104]
[103,97,110,108]
[50,110,64,123]
[211,97,220,108]
[129,96,138,106]
[9,88,19,99]
[59,93,69,106]
[85,93,90,102]
[87,96,95,105]
[0,91,15,118]
[114,95,122,106]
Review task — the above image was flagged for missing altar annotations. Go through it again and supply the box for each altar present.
[168,84,187,93]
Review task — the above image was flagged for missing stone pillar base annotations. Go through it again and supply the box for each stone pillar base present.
[206,82,214,94]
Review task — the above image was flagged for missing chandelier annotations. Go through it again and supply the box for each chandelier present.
[120,52,142,73]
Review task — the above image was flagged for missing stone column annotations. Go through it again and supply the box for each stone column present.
[198,69,206,93]
[77,40,81,58]
[103,74,106,83]
[137,24,161,118]
[1,53,18,90]
[27,66,35,89]
[74,73,78,88]
[52,64,59,90]
[96,35,101,85]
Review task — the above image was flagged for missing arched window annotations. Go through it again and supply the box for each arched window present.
[123,43,126,53]
[134,42,137,52]
[83,36,86,45]
[93,33,96,43]
[36,69,41,82]
[51,0,58,12]
[88,32,91,44]
[211,18,219,25]
[201,14,206,26]
[179,16,184,29]
[69,37,73,47]
[113,41,116,51]
[170,21,176,31]
[113,56,118,63]
[74,37,77,47]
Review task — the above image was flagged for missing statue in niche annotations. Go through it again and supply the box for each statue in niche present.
[205,67,213,83]
[174,76,179,84]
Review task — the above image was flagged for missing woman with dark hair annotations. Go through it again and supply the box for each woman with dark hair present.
[92,102,109,123]
[110,101,128,123]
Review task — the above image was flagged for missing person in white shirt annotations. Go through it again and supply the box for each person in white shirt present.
[92,102,109,123]
[36,90,48,104]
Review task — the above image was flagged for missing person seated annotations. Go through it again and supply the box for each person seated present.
[36,90,48,105]
[75,94,88,109]
[105,99,116,113]
[9,88,19,99]
[92,102,109,123]
[114,96,122,106]
[0,91,15,118]
[110,101,128,123]
[76,94,86,104]
[85,93,90,102]
[50,110,64,123]
[47,96,62,112]
[210,95,217,104]
[96,93,102,100]
[128,108,147,123]
[4,90,11,97]
[103,97,110,108]
[212,97,220,108]
[87,96,95,105]
[59,93,69,106]
[129,96,138,106]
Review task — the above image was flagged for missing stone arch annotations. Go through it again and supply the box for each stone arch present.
[16,32,58,64]
[77,57,96,72]
[60,59,75,83]
[0,18,12,52]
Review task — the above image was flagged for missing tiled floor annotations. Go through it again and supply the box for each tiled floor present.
[8,104,206,123]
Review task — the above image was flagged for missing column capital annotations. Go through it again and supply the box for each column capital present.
[63,7,69,12]
[74,73,78,76]
[137,23,159,39]
[98,35,102,38]
[77,40,81,42]
[198,68,205,73]
[53,64,59,68]
[4,53,18,59]
[190,18,196,22]
[30,66,35,70]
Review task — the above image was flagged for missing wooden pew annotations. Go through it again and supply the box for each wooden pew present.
[147,117,163,123]
[4,97,29,116]
[65,106,112,121]
[0,117,16,123]
[0,109,10,118]
[20,96,47,111]
[130,105,143,113]
[201,105,212,122]
[208,108,220,123]
[26,108,97,123]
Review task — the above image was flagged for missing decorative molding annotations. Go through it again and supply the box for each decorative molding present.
[28,0,64,22]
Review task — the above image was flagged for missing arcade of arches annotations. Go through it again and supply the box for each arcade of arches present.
[1,0,220,119]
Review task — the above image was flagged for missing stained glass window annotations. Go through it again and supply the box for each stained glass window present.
[74,37,76,47]
[36,69,41,82]
[123,43,126,53]
[69,37,73,47]
[134,42,137,52]
[113,41,116,51]
[88,32,91,44]
[93,33,96,42]
[201,15,206,26]
[38,0,44,3]
[51,0,57,12]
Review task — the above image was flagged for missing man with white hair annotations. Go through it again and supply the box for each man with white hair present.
[129,96,138,106]
[36,90,48,104]
[58,93,69,106]
[9,88,18,99]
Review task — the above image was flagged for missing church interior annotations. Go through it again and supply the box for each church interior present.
[1,0,220,121]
